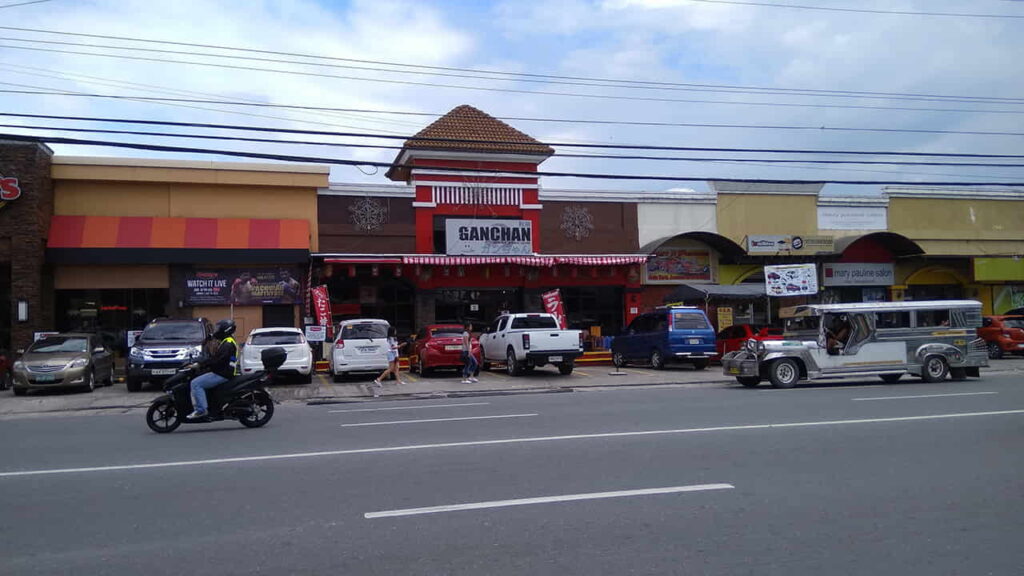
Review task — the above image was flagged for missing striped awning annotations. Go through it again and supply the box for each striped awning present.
[399,255,648,267]
[48,215,310,250]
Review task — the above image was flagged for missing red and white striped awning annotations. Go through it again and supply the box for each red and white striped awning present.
[400,255,648,267]
[554,256,649,266]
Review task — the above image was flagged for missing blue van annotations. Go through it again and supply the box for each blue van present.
[611,306,717,370]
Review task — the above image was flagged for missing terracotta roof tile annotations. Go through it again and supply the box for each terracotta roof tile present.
[403,105,554,156]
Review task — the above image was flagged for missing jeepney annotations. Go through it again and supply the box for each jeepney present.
[721,300,988,388]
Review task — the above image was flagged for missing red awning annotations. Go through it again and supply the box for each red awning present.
[399,255,648,267]
[48,215,309,249]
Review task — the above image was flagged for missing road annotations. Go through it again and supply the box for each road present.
[1,374,1022,575]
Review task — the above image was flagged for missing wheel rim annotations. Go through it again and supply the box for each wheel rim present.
[651,351,661,367]
[243,395,272,425]
[87,371,95,391]
[419,357,425,374]
[149,402,177,431]
[507,351,516,375]
[776,362,796,384]
[613,352,623,367]
[927,358,945,377]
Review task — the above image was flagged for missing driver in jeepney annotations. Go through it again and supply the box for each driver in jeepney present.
[825,314,851,354]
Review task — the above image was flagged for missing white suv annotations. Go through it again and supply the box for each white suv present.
[329,319,391,382]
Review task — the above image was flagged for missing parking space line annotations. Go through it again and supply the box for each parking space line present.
[853,392,997,401]
[340,413,538,427]
[364,483,735,519]
[329,402,490,413]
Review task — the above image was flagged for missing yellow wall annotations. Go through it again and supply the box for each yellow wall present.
[889,198,1024,241]
[716,194,819,246]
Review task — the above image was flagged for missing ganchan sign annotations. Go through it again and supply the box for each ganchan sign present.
[445,218,533,256]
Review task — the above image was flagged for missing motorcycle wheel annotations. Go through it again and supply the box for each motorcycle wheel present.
[146,397,181,433]
[239,391,274,428]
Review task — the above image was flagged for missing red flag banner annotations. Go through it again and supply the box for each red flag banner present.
[541,289,568,329]
[310,285,333,335]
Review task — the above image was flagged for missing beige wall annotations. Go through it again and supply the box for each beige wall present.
[194,306,262,343]
[55,265,169,289]
[889,198,1024,241]
[715,194,818,245]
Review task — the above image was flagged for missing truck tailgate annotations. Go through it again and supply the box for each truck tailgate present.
[522,330,580,352]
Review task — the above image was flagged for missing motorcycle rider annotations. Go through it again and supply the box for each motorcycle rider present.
[187,319,239,419]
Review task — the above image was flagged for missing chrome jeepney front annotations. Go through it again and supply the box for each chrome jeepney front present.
[721,350,760,377]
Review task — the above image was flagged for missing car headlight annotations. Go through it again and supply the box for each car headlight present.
[188,345,203,360]
[12,360,23,371]
[68,358,89,369]
[129,346,144,360]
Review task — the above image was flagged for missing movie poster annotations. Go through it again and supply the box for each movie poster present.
[185,268,303,305]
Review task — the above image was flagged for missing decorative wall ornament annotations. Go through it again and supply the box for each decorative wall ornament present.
[349,197,388,231]
[560,204,594,241]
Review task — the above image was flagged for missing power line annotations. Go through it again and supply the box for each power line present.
[5,111,1023,159]
[3,43,1023,116]
[0,25,1018,104]
[4,87,1023,138]
[682,0,1024,19]
[0,0,52,8]
[3,132,1022,186]
[8,122,1024,168]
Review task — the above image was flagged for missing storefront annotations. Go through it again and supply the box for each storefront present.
[972,257,1024,314]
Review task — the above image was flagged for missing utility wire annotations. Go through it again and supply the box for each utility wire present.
[4,88,1023,138]
[3,111,1023,159]
[3,43,1023,115]
[0,25,1018,104]
[681,0,1024,19]
[0,0,52,8]
[7,122,1024,168]
[4,132,1023,186]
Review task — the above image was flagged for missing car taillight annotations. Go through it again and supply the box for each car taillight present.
[578,332,585,349]
[336,339,344,349]
[1003,331,1012,337]
[522,333,530,350]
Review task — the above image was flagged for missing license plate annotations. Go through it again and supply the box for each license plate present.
[728,367,740,374]
[35,374,56,382]
[151,368,176,376]
[445,345,461,351]
[549,355,563,362]
[689,339,702,344]
[357,346,377,353]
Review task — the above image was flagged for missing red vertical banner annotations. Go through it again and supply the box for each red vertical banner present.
[541,289,568,329]
[310,285,333,336]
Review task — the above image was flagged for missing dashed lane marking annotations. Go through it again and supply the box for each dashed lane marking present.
[340,414,538,427]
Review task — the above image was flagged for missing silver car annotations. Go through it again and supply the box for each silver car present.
[11,333,116,395]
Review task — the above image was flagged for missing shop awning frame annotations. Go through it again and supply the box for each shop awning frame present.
[317,254,650,267]
[666,283,767,302]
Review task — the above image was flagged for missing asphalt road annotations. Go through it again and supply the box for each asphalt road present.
[1,374,1022,575]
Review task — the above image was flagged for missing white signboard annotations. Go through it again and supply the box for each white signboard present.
[765,264,819,297]
[817,206,887,230]
[33,331,60,342]
[445,219,533,256]
[823,263,895,286]
[747,234,834,254]
[304,325,327,342]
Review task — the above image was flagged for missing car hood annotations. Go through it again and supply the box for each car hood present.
[22,352,86,366]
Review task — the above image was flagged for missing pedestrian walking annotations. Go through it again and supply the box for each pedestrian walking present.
[460,321,479,384]
[373,326,405,396]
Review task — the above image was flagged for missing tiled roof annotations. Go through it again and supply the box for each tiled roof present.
[403,105,554,156]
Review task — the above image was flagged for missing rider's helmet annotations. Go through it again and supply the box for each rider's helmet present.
[213,319,237,340]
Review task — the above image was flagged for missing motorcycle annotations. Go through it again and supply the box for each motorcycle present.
[145,346,286,433]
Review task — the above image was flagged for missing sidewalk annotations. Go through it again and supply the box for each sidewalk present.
[2,358,1021,418]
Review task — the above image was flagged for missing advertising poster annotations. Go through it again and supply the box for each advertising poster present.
[645,249,712,283]
[994,285,1024,314]
[304,325,327,342]
[185,268,302,305]
[541,289,568,329]
[765,264,819,297]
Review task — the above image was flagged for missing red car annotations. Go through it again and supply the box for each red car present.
[979,315,1024,359]
[0,350,11,391]
[716,324,784,357]
[409,324,482,375]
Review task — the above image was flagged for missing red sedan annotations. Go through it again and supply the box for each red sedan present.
[410,324,482,376]
[716,324,784,357]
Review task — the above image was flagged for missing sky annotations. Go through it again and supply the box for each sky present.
[1,0,1023,196]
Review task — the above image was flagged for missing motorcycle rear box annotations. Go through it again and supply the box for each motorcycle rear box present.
[260,347,288,371]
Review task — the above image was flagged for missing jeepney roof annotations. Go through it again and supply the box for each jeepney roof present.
[780,300,982,318]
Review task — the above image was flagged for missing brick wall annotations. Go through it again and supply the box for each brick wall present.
[0,140,54,352]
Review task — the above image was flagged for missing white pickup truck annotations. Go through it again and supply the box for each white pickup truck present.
[480,313,584,376]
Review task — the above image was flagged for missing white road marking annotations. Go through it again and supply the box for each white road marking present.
[340,414,538,427]
[853,392,997,401]
[364,483,735,519]
[3,409,1023,478]
[328,402,490,413]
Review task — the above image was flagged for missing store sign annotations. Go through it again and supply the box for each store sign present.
[446,219,533,256]
[765,263,819,297]
[305,325,327,342]
[0,174,21,212]
[646,249,712,283]
[718,307,734,330]
[747,235,834,254]
[310,285,332,328]
[822,263,895,286]
[817,206,887,230]
[184,268,302,305]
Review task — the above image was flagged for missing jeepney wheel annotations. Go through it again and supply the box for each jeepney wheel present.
[921,356,949,383]
[879,374,902,384]
[768,359,799,389]
[649,349,665,370]
[737,376,761,388]
[612,351,626,369]
[987,342,1003,360]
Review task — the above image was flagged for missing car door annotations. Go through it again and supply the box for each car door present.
[90,335,113,379]
[621,314,650,361]
[482,317,506,361]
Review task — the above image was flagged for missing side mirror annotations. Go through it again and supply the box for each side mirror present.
[93,346,105,354]
[16,348,25,355]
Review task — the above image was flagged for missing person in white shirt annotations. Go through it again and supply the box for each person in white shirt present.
[460,321,479,384]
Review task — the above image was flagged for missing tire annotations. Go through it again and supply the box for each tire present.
[949,367,968,381]
[558,363,574,375]
[649,349,665,370]
[81,370,95,393]
[418,356,432,377]
[879,374,903,384]
[0,371,10,391]
[332,372,345,383]
[612,351,626,369]
[145,398,181,434]
[300,372,313,384]
[506,348,522,377]
[106,364,116,386]
[768,359,800,388]
[691,359,709,371]
[239,391,274,428]
[13,387,27,396]
[126,376,142,392]
[737,376,761,388]
[987,342,1004,360]
[921,356,949,383]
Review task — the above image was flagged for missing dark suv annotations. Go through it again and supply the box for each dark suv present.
[126,318,215,391]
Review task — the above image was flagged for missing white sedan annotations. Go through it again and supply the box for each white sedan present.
[240,327,314,383]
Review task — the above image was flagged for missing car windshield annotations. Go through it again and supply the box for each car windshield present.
[510,316,558,329]
[430,327,463,337]
[140,322,205,341]
[251,332,304,345]
[340,323,388,339]
[29,337,88,354]
[1003,318,1024,329]
[672,312,709,329]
